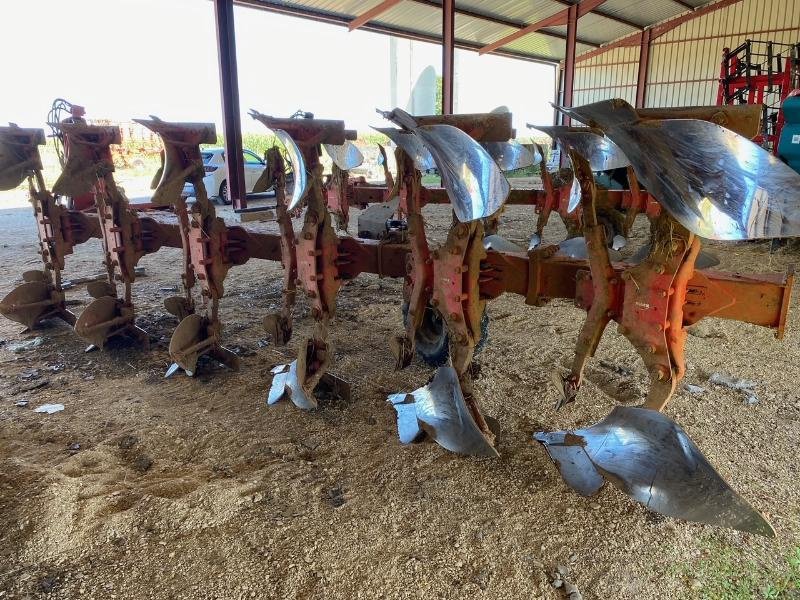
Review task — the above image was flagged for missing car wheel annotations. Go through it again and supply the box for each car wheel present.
[219,180,231,205]
[402,302,489,367]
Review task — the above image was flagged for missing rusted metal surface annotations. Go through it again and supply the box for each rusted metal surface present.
[138,118,242,375]
[214,0,247,210]
[556,151,621,409]
[402,111,513,143]
[441,0,455,115]
[53,122,149,349]
[636,104,763,139]
[5,101,799,537]
[0,125,87,328]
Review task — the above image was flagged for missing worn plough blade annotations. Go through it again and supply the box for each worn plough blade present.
[247,112,309,211]
[0,280,55,329]
[50,123,120,198]
[483,234,525,253]
[267,361,318,410]
[387,366,499,458]
[481,140,536,172]
[613,119,800,240]
[323,140,364,171]
[373,127,435,172]
[535,406,774,536]
[414,124,510,222]
[134,118,216,206]
[164,295,193,321]
[552,236,623,261]
[554,99,800,240]
[167,313,239,377]
[74,295,146,349]
[531,125,630,172]
[262,313,292,346]
[274,130,308,211]
[378,109,510,222]
[0,126,45,190]
[267,360,350,410]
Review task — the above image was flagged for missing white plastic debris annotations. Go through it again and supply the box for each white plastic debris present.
[34,403,64,414]
[709,373,757,390]
[682,383,706,395]
[708,373,759,406]
[7,337,44,353]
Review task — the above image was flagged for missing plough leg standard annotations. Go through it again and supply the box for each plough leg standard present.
[0,125,95,329]
[2,99,798,537]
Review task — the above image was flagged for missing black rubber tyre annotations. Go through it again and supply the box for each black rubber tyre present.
[219,180,232,205]
[402,302,489,367]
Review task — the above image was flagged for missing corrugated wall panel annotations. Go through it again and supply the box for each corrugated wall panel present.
[573,45,638,105]
[645,0,800,107]
[574,0,800,109]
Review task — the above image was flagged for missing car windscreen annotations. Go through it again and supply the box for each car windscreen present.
[201,152,214,164]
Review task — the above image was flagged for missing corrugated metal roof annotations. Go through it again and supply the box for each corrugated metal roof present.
[234,0,720,63]
[375,1,442,36]
[600,0,689,28]
[456,0,565,25]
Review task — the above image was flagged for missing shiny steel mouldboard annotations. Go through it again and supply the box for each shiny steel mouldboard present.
[609,118,800,240]
[413,123,510,222]
[531,125,630,172]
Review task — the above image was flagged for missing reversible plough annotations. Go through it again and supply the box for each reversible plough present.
[2,98,798,538]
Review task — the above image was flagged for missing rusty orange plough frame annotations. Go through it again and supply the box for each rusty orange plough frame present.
[0,104,794,536]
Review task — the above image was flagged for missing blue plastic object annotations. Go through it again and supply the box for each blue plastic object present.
[778,95,800,173]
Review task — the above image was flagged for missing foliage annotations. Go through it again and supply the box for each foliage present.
[201,133,279,157]
[201,132,390,156]
[674,539,800,600]
[358,132,390,146]
[435,75,443,116]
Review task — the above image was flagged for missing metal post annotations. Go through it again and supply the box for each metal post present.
[562,3,578,125]
[442,0,455,115]
[635,28,653,108]
[213,0,247,210]
[554,66,564,125]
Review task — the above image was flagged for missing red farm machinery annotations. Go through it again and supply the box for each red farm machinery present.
[2,96,799,539]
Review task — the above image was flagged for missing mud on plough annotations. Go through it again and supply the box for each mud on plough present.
[3,98,798,538]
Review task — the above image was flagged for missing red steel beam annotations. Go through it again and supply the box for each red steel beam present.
[348,0,403,31]
[635,27,653,108]
[479,9,569,55]
[234,0,559,64]
[576,0,608,17]
[562,3,578,125]
[213,0,247,210]
[479,0,607,55]
[410,0,600,48]
[547,0,644,30]
[442,0,455,114]
[650,0,743,38]
[577,0,744,63]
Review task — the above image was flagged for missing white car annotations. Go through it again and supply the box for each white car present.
[182,147,267,204]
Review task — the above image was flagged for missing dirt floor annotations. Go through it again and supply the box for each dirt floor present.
[1,198,799,600]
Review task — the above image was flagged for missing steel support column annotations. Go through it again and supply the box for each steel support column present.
[562,3,578,125]
[214,0,247,210]
[442,0,455,115]
[636,28,653,108]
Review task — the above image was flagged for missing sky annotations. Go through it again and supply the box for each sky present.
[2,0,556,134]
